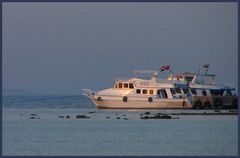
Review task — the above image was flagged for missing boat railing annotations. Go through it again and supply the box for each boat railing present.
[82,88,96,97]
[115,77,131,81]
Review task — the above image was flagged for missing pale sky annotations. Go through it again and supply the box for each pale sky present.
[3,2,238,95]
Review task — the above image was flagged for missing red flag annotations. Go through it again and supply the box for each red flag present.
[165,65,170,70]
[203,64,209,68]
[160,65,170,71]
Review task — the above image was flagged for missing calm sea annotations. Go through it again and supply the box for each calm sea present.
[2,95,238,156]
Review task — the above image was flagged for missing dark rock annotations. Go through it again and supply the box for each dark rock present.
[30,114,37,116]
[144,112,151,115]
[76,115,90,119]
[29,117,36,119]
[106,117,110,118]
[58,116,64,118]
[116,117,120,119]
[66,116,70,119]
[122,114,126,116]
[141,114,172,119]
[161,114,172,119]
[88,111,96,114]
[124,118,128,120]
[140,116,149,119]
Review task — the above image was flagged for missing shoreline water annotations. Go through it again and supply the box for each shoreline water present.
[2,96,238,156]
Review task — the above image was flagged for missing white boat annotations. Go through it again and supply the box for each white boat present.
[166,71,238,109]
[82,71,192,109]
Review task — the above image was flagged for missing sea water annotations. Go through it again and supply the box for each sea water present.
[2,95,238,156]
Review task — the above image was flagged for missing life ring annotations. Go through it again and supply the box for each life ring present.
[123,96,128,102]
[232,99,238,109]
[148,97,153,103]
[214,98,223,108]
[194,100,203,109]
[204,101,212,109]
[97,96,102,101]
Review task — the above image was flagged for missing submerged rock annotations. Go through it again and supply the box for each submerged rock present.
[106,117,110,118]
[29,116,39,119]
[140,114,173,119]
[154,114,172,119]
[66,116,70,119]
[30,114,37,116]
[116,117,121,119]
[144,112,151,115]
[140,116,150,119]
[124,118,128,120]
[76,115,90,119]
[88,111,96,114]
[58,116,64,118]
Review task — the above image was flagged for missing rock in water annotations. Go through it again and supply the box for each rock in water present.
[76,115,90,119]
[140,116,149,119]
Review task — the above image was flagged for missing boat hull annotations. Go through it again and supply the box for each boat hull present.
[89,96,192,109]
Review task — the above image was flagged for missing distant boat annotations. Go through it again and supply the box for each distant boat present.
[166,71,238,109]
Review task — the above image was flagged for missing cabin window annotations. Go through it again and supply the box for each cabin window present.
[129,83,134,89]
[136,89,141,94]
[210,89,216,96]
[211,89,222,96]
[226,90,232,96]
[124,83,128,88]
[115,84,117,88]
[149,90,154,95]
[220,89,224,96]
[170,88,176,94]
[183,89,189,94]
[202,90,207,96]
[185,76,194,82]
[159,89,168,98]
[143,89,148,94]
[118,83,122,88]
[190,89,197,95]
[175,88,181,94]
